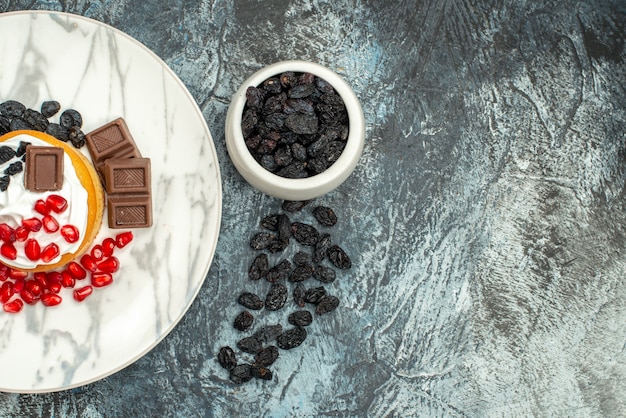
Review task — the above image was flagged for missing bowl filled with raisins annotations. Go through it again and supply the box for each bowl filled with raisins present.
[225,60,365,200]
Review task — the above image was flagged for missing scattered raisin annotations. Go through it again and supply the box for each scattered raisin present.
[237,336,262,354]
[328,244,352,269]
[238,292,264,310]
[304,286,327,304]
[312,206,337,226]
[40,101,61,118]
[230,364,253,384]
[0,146,15,165]
[233,311,254,331]
[218,346,237,370]
[254,345,279,367]
[314,265,336,283]
[251,365,273,380]
[315,295,340,315]
[277,327,307,350]
[265,283,288,311]
[288,310,313,326]
[252,324,283,343]
[249,253,269,280]
[291,222,320,246]
[282,200,310,212]
[293,282,306,308]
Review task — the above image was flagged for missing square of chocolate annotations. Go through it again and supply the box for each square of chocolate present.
[103,158,151,195]
[85,118,141,176]
[107,194,153,228]
[24,145,64,191]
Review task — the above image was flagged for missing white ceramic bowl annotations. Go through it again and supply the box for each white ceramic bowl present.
[225,60,365,200]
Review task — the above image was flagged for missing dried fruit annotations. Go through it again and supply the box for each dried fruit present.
[313,233,332,263]
[265,283,288,311]
[251,365,273,380]
[291,222,320,245]
[236,336,262,354]
[315,295,340,315]
[238,292,264,310]
[328,244,351,269]
[312,206,337,226]
[276,326,307,350]
[313,265,336,283]
[218,346,237,370]
[266,259,291,282]
[233,310,254,331]
[293,282,306,308]
[288,310,313,326]
[254,345,279,367]
[252,324,283,343]
[229,364,253,384]
[248,253,269,280]
[304,286,327,304]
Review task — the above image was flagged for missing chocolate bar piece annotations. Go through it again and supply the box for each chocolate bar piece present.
[103,158,151,195]
[107,194,152,228]
[85,118,141,176]
[24,145,64,191]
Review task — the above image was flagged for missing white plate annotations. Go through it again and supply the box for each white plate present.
[0,11,222,393]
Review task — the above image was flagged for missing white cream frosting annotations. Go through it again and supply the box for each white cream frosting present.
[0,134,88,269]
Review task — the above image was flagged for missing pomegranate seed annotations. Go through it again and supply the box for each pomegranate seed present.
[25,239,41,261]
[80,254,98,273]
[41,293,62,307]
[34,199,49,216]
[9,269,28,280]
[22,217,43,232]
[24,280,42,297]
[115,231,133,248]
[12,279,24,293]
[91,272,113,288]
[0,264,9,281]
[40,243,60,263]
[73,285,93,302]
[67,261,87,280]
[102,238,116,257]
[97,256,120,274]
[60,224,80,243]
[60,271,75,288]
[1,243,17,260]
[3,299,23,313]
[0,282,14,303]
[34,272,48,288]
[14,226,29,242]
[0,223,15,243]
[47,278,62,294]
[46,194,68,214]
[20,288,37,305]
[42,215,60,233]
[91,245,104,261]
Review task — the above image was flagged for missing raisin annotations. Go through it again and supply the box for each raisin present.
[40,101,61,118]
[0,116,9,135]
[0,100,25,118]
[0,175,9,192]
[312,206,337,226]
[4,161,22,176]
[0,146,15,165]
[9,117,31,131]
[291,222,320,246]
[252,324,283,343]
[314,265,336,283]
[280,71,296,88]
[293,282,306,308]
[238,292,264,310]
[59,109,82,129]
[288,83,316,99]
[273,145,293,166]
[254,345,279,367]
[251,365,273,380]
[277,162,308,179]
[23,109,48,131]
[15,141,30,157]
[236,336,262,354]
[230,364,253,384]
[282,200,310,212]
[266,259,291,282]
[265,283,288,310]
[218,346,237,370]
[262,77,282,94]
[250,232,278,250]
[277,327,307,350]
[285,113,318,135]
[313,233,332,263]
[328,244,352,269]
[233,311,254,331]
[45,123,69,142]
[68,126,86,148]
[260,214,280,231]
[304,286,327,304]
[245,86,266,110]
[293,251,311,267]
[288,310,313,326]
[249,253,269,280]
[288,264,314,283]
[315,295,340,315]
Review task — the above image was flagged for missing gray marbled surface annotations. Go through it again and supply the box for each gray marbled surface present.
[1,0,625,416]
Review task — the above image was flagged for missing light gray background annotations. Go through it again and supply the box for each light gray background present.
[1,1,625,417]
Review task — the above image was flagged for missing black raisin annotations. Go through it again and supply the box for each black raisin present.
[277,327,307,350]
[251,365,273,380]
[4,161,22,176]
[266,259,291,283]
[284,113,318,135]
[237,292,264,310]
[0,116,9,135]
[218,346,237,370]
[0,100,25,118]
[0,146,15,165]
[288,83,316,99]
[293,282,306,308]
[45,123,69,142]
[288,310,313,326]
[59,109,82,129]
[314,265,336,283]
[260,214,280,231]
[249,253,269,280]
[233,311,254,331]
[23,109,48,131]
[15,141,30,158]
[252,324,283,344]
[312,206,337,226]
[265,283,288,310]
[68,126,86,148]
[288,264,314,283]
[328,244,352,269]
[304,286,327,304]
[230,364,253,384]
[254,345,279,367]
[40,101,61,118]
[250,232,278,250]
[293,251,311,267]
[236,336,262,354]
[282,200,310,212]
[315,295,340,315]
[313,233,332,263]
[9,117,31,131]
[0,175,9,192]
[291,222,320,246]
[245,86,266,109]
